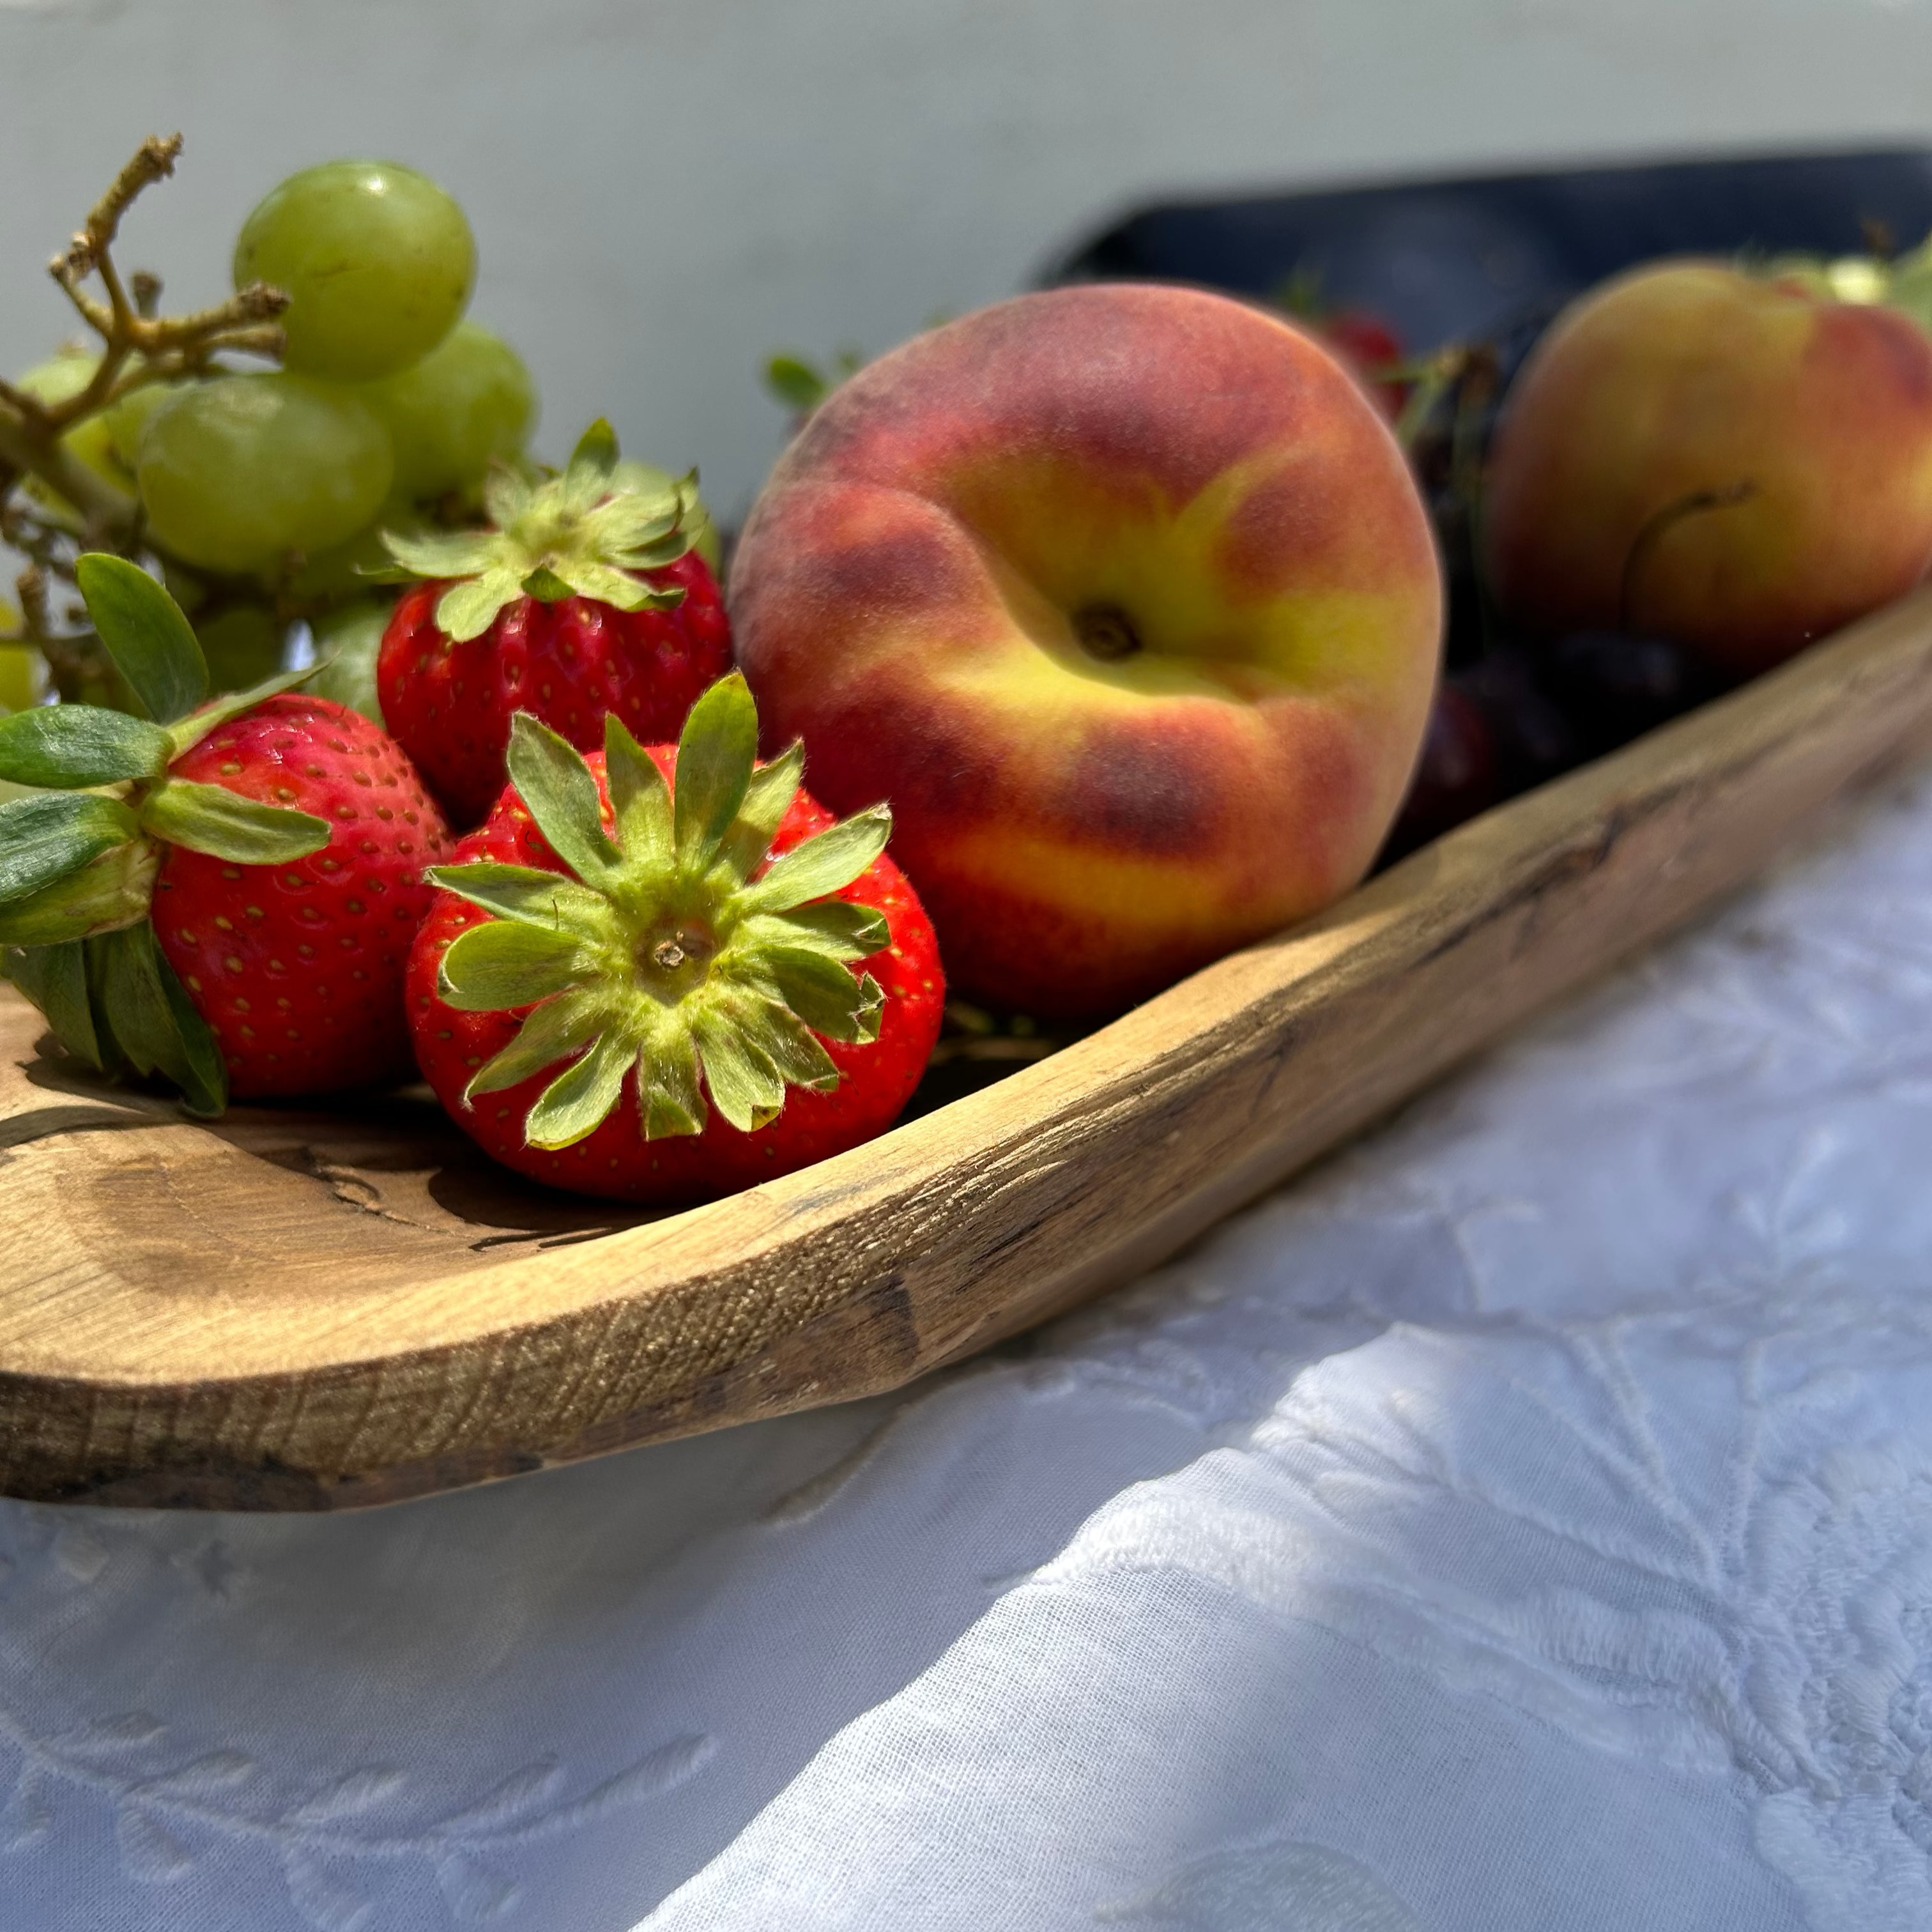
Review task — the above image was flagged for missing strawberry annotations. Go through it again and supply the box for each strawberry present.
[409,673,944,1204]
[1319,310,1409,421]
[0,553,451,1110]
[378,421,731,825]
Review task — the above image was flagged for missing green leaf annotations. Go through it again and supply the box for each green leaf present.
[437,919,587,1012]
[154,940,228,1116]
[763,898,890,960]
[0,706,172,789]
[710,982,840,1094]
[747,944,884,1044]
[427,861,611,936]
[87,921,226,1115]
[140,780,331,866]
[74,553,207,724]
[466,990,605,1101]
[563,418,621,514]
[0,838,157,945]
[764,355,830,413]
[583,491,682,553]
[672,673,759,876]
[482,463,535,531]
[637,1025,705,1139]
[719,741,804,882]
[503,713,619,884]
[548,560,673,614]
[0,792,142,906]
[738,805,891,916]
[165,666,318,760]
[435,568,526,643]
[525,1029,631,1149]
[1,939,102,1068]
[520,565,579,604]
[381,528,503,581]
[691,1003,785,1133]
[604,716,671,870]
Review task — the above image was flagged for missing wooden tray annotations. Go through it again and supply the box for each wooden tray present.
[7,588,1932,1510]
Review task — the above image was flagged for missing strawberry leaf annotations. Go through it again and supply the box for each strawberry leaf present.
[482,464,535,531]
[1,940,102,1069]
[583,492,682,553]
[719,742,804,883]
[637,1025,705,1138]
[165,667,319,761]
[427,862,610,937]
[381,530,502,581]
[436,569,527,644]
[546,560,671,614]
[466,990,604,1101]
[88,922,226,1116]
[0,793,142,905]
[740,945,884,1044]
[503,714,619,884]
[603,716,671,870]
[438,920,586,1011]
[525,1030,631,1149]
[672,675,758,877]
[737,806,891,916]
[74,553,207,726]
[563,418,620,514]
[140,781,331,866]
[0,839,157,946]
[690,1005,785,1132]
[749,899,889,960]
[519,566,576,604]
[0,707,172,790]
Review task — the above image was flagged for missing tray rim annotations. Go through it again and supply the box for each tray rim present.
[8,585,1932,1508]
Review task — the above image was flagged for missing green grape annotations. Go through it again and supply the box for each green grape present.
[234,161,476,381]
[355,321,537,503]
[613,459,723,575]
[195,604,288,693]
[136,373,394,574]
[13,348,135,518]
[286,504,431,604]
[104,379,190,470]
[309,597,394,727]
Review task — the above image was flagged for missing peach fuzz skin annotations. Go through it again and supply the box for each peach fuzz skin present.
[1484,261,1932,676]
[728,284,1444,1019]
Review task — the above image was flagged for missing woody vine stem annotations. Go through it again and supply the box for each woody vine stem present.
[0,134,291,693]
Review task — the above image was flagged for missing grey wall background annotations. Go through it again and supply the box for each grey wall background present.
[3,0,1932,523]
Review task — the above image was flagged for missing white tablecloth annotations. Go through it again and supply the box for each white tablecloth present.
[7,769,1932,1931]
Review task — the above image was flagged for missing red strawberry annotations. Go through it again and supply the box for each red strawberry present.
[378,421,732,824]
[408,673,944,1204]
[0,554,451,1112]
[1319,310,1409,420]
[151,693,451,1096]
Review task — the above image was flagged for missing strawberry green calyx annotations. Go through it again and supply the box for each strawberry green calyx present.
[0,553,328,1114]
[382,420,702,645]
[431,673,893,1148]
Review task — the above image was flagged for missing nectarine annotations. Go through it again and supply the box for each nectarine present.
[730,284,1443,1018]
[1484,261,1932,675]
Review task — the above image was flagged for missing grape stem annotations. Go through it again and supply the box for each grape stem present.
[0,135,292,687]
[0,134,292,549]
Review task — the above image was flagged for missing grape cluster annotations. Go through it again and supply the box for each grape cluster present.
[5,160,549,716]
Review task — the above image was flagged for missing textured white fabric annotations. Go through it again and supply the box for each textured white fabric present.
[8,772,1932,1930]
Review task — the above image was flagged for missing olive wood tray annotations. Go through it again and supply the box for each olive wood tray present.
[7,587,1932,1510]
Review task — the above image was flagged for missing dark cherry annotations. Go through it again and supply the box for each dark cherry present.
[1381,682,1501,862]
[1544,630,1732,756]
[1454,649,1583,795]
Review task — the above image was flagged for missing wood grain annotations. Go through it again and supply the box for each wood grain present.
[8,587,1932,1510]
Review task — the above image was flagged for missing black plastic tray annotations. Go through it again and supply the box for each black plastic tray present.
[1048,147,1932,351]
